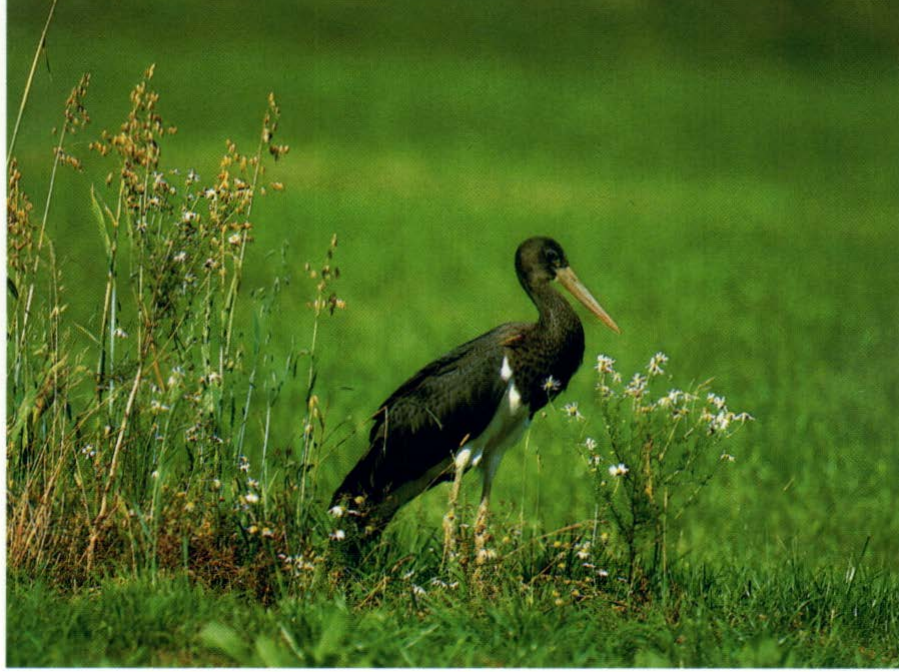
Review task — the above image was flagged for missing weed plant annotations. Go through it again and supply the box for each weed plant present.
[7,63,345,597]
[578,353,752,593]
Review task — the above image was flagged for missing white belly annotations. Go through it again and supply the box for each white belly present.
[464,379,530,472]
[386,357,530,510]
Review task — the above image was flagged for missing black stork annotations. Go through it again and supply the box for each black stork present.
[331,236,619,558]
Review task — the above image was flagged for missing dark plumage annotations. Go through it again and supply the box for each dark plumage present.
[331,236,619,544]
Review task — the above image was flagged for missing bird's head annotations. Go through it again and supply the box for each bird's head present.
[515,236,621,334]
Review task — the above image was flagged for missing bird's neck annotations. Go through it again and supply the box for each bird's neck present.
[531,281,583,345]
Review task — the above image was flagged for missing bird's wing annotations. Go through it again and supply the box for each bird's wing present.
[335,323,526,506]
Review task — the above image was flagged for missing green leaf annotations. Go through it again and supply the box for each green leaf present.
[198,622,249,664]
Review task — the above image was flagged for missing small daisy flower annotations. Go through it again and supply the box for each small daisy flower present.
[712,411,732,433]
[595,354,616,375]
[246,478,259,489]
[80,444,96,458]
[583,437,598,452]
[411,584,427,597]
[576,542,591,560]
[658,389,682,408]
[173,251,187,263]
[244,492,260,505]
[228,233,242,246]
[149,399,170,414]
[329,529,346,541]
[477,548,498,562]
[542,375,561,393]
[608,463,629,477]
[720,453,736,462]
[329,505,346,518]
[624,373,647,399]
[597,569,610,578]
[182,210,199,224]
[647,352,668,377]
[707,393,727,410]
[204,188,217,199]
[113,327,129,339]
[563,402,583,420]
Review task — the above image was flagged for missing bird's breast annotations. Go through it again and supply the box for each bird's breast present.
[462,356,531,471]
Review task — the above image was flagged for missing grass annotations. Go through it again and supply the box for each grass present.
[9,563,899,667]
[7,0,899,666]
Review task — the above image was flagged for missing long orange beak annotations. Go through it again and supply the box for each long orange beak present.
[556,266,621,334]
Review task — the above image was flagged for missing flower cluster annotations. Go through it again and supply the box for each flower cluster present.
[578,351,754,587]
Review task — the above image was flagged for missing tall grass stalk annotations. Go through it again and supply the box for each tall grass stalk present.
[6,0,59,164]
[6,64,350,592]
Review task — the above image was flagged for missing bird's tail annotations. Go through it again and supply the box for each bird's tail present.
[328,446,400,560]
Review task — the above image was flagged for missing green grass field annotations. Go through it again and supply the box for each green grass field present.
[7,0,899,666]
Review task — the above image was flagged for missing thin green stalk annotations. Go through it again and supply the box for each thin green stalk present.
[13,103,69,390]
[7,0,58,164]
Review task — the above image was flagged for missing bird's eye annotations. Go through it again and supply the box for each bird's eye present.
[545,248,561,267]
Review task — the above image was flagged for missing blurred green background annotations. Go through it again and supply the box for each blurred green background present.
[8,0,899,567]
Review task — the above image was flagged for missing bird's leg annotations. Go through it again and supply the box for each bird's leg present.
[474,464,497,566]
[443,447,471,566]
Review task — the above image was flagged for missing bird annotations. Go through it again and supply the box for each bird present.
[330,236,619,559]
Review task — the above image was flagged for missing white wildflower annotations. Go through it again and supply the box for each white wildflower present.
[328,505,346,518]
[329,529,346,541]
[595,354,616,375]
[244,492,260,505]
[658,389,682,408]
[542,375,561,393]
[624,373,647,399]
[563,402,583,420]
[608,463,629,477]
[707,393,727,410]
[576,542,591,560]
[228,233,242,246]
[647,352,668,377]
